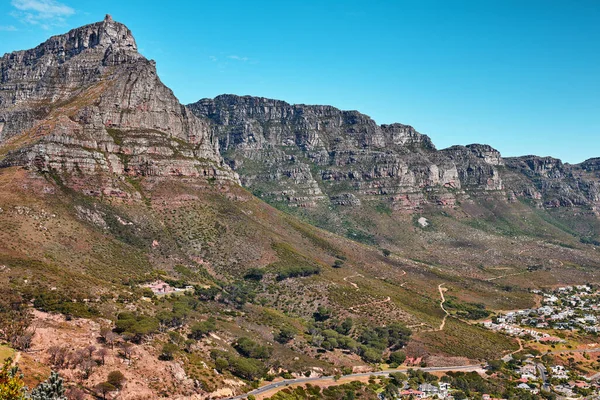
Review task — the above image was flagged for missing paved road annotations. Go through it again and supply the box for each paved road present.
[536,363,550,392]
[549,348,600,355]
[226,364,482,399]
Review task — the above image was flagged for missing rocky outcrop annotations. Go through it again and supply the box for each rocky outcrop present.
[189,95,504,209]
[505,156,600,207]
[0,15,238,188]
[190,95,600,213]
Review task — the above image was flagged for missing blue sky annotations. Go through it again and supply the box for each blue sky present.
[1,0,599,163]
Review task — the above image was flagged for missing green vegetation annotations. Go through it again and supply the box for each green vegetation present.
[445,298,491,320]
[190,317,216,339]
[266,382,379,400]
[268,243,322,281]
[33,291,98,318]
[114,312,159,342]
[210,349,267,381]
[234,337,272,360]
[0,358,26,400]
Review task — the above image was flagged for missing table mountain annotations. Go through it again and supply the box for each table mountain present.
[190,94,600,215]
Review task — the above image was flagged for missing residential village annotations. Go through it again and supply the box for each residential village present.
[482,285,600,339]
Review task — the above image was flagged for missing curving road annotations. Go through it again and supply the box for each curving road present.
[226,364,483,399]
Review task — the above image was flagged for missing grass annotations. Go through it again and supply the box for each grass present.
[0,345,14,362]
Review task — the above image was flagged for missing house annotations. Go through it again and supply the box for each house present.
[399,389,425,398]
[144,280,175,295]
[539,336,562,343]
[418,383,440,396]
[405,357,423,366]
[573,381,590,389]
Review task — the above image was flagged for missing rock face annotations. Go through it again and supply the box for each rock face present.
[190,95,600,212]
[0,16,238,190]
[189,95,505,209]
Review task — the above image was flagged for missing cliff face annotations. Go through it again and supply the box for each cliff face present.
[190,95,600,213]
[0,15,238,194]
[189,95,507,209]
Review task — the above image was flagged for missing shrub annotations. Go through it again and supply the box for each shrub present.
[107,370,125,389]
[159,343,179,361]
[190,317,216,339]
[244,268,264,281]
[234,337,272,359]
[274,326,296,344]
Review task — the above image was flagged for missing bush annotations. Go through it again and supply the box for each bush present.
[107,370,125,389]
[234,337,272,359]
[159,343,179,361]
[244,268,264,281]
[190,317,216,339]
[276,265,321,281]
[274,326,296,344]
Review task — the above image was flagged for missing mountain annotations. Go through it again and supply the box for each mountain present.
[0,17,599,399]
[189,94,600,246]
[0,15,238,192]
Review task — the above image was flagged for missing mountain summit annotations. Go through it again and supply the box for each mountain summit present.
[0,17,237,196]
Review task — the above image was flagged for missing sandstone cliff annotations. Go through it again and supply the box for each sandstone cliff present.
[0,15,238,195]
[189,95,600,213]
[189,95,508,210]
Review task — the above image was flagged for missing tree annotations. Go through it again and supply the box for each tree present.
[95,382,116,400]
[0,358,26,400]
[234,337,272,359]
[389,350,406,365]
[29,371,66,400]
[120,341,133,360]
[190,317,216,339]
[313,306,332,322]
[159,343,179,361]
[244,268,264,281]
[215,357,229,372]
[274,326,295,344]
[99,325,112,342]
[105,331,118,349]
[85,345,96,358]
[336,318,353,335]
[107,370,126,389]
[97,347,109,365]
[0,304,34,351]
[333,260,344,268]
[384,382,398,399]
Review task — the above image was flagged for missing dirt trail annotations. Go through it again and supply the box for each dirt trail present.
[343,274,363,290]
[349,296,391,311]
[437,284,449,331]
[485,272,527,281]
[13,351,21,365]
[508,338,524,357]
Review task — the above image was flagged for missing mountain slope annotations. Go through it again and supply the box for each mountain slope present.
[0,17,598,399]
[0,15,237,194]
[189,94,600,249]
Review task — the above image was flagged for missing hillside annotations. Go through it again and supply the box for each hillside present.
[0,17,598,399]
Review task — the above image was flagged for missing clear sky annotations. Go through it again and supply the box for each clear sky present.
[1,0,598,163]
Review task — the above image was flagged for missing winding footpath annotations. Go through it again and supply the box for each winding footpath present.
[343,274,363,290]
[437,283,450,331]
[349,296,391,311]
[226,365,483,400]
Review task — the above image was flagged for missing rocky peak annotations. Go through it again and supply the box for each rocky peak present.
[0,18,238,194]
